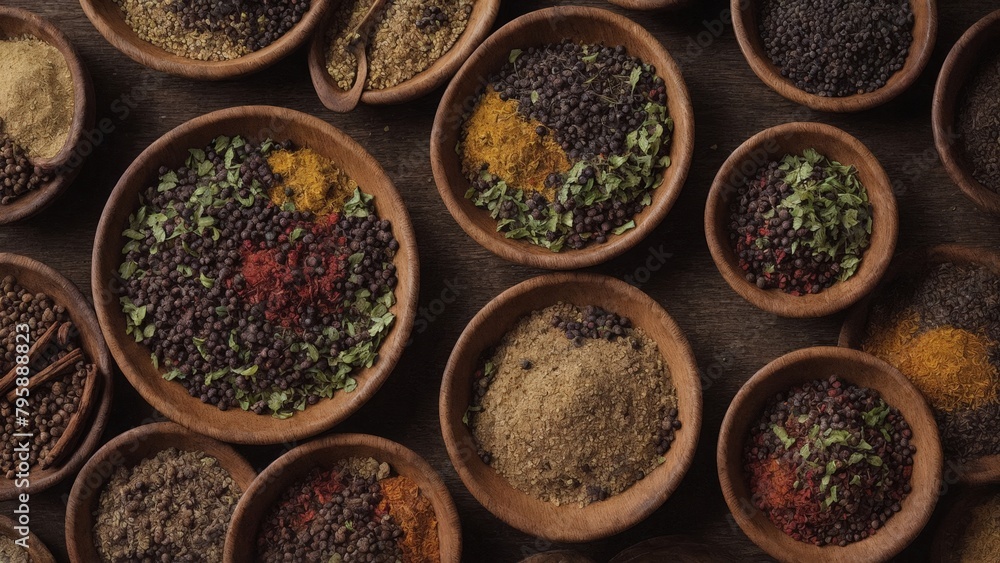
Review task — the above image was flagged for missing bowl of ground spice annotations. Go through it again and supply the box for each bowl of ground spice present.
[91,105,418,445]
[225,433,461,562]
[932,9,1000,216]
[930,485,1000,562]
[0,253,114,502]
[0,7,96,223]
[705,122,898,318]
[0,514,55,563]
[431,6,695,270]
[65,421,256,562]
[80,0,333,80]
[732,0,937,112]
[718,346,943,562]
[440,273,702,542]
[840,244,1000,484]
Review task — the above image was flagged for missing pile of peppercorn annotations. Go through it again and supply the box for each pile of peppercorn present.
[0,134,51,205]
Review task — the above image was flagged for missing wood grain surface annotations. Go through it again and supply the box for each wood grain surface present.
[0,0,998,561]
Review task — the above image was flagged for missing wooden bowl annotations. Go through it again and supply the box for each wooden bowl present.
[0,514,56,563]
[521,551,596,563]
[705,122,898,318]
[65,421,257,563]
[440,273,702,542]
[932,9,1000,216]
[929,484,999,562]
[431,6,695,270]
[91,105,419,445]
[80,0,332,80]
[717,346,943,563]
[224,433,462,562]
[731,0,937,112]
[839,244,1000,484]
[607,0,692,10]
[308,0,500,109]
[0,6,95,224]
[0,253,113,501]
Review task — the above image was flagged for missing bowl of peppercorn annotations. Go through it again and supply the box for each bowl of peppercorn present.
[718,346,943,563]
[431,6,695,270]
[732,0,937,112]
[91,105,418,445]
[705,122,898,318]
[932,9,1000,216]
[80,0,333,80]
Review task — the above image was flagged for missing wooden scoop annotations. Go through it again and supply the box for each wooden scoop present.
[323,0,390,113]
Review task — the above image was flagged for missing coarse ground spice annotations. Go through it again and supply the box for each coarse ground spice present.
[468,303,679,506]
[953,493,1000,562]
[0,535,28,563]
[377,476,440,563]
[268,147,358,216]
[956,51,1000,194]
[93,448,242,563]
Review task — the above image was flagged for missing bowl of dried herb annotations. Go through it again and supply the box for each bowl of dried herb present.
[431,6,695,270]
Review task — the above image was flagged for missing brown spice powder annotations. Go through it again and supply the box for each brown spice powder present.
[0,36,74,160]
[955,494,1000,562]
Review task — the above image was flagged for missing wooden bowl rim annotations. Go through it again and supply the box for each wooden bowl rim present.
[519,550,597,563]
[704,121,898,318]
[430,5,695,270]
[731,0,938,112]
[439,272,703,542]
[0,514,56,563]
[928,484,1000,562]
[607,0,693,10]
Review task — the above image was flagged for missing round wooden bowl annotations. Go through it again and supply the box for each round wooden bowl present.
[440,273,702,542]
[0,253,113,501]
[0,514,56,563]
[308,0,500,110]
[705,122,898,318]
[79,0,332,80]
[717,347,943,563]
[608,0,692,10]
[929,485,999,562]
[431,6,695,270]
[225,433,462,562]
[65,421,257,563]
[0,6,95,224]
[521,551,596,563]
[839,244,1000,484]
[932,9,1000,216]
[610,536,732,562]
[731,0,937,112]
[91,105,419,445]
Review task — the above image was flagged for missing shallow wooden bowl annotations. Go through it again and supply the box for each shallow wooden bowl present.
[0,514,56,563]
[80,0,332,80]
[705,122,898,318]
[839,244,1000,484]
[440,273,702,542]
[607,0,692,10]
[932,9,1000,216]
[0,6,95,224]
[431,6,695,270]
[929,484,999,562]
[65,421,257,563]
[308,0,500,110]
[717,347,943,563]
[224,433,462,562]
[0,253,113,501]
[731,0,937,112]
[520,551,596,563]
[91,105,419,445]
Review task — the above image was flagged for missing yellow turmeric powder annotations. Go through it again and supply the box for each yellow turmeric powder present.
[267,148,357,217]
[460,90,570,200]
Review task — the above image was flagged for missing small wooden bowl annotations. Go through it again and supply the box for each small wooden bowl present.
[80,0,332,80]
[839,244,1000,484]
[65,421,257,563]
[440,273,702,542]
[431,6,695,270]
[705,122,898,318]
[224,433,462,562]
[0,514,56,563]
[932,9,1000,216]
[929,485,999,562]
[521,551,596,563]
[717,347,943,563]
[607,0,693,10]
[731,0,937,112]
[0,6,95,224]
[91,105,419,445]
[308,0,500,110]
[0,253,113,501]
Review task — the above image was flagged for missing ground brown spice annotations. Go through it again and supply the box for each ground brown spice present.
[0,535,28,563]
[0,36,74,160]
[379,475,440,563]
[955,494,1000,562]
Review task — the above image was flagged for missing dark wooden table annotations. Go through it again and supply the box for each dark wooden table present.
[2,0,999,561]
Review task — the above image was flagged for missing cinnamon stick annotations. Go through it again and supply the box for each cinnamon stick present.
[0,321,64,397]
[41,363,98,470]
[5,348,83,402]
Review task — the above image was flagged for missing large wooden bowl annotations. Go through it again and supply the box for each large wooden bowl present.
[0,6,95,224]
[717,347,943,563]
[732,0,937,112]
[308,0,500,110]
[440,273,702,542]
[224,433,462,562]
[929,485,999,562]
[431,6,695,270]
[91,106,419,445]
[932,9,1000,216]
[705,122,898,318]
[79,0,332,80]
[0,514,56,563]
[0,253,113,501]
[65,422,257,563]
[839,244,1000,484]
